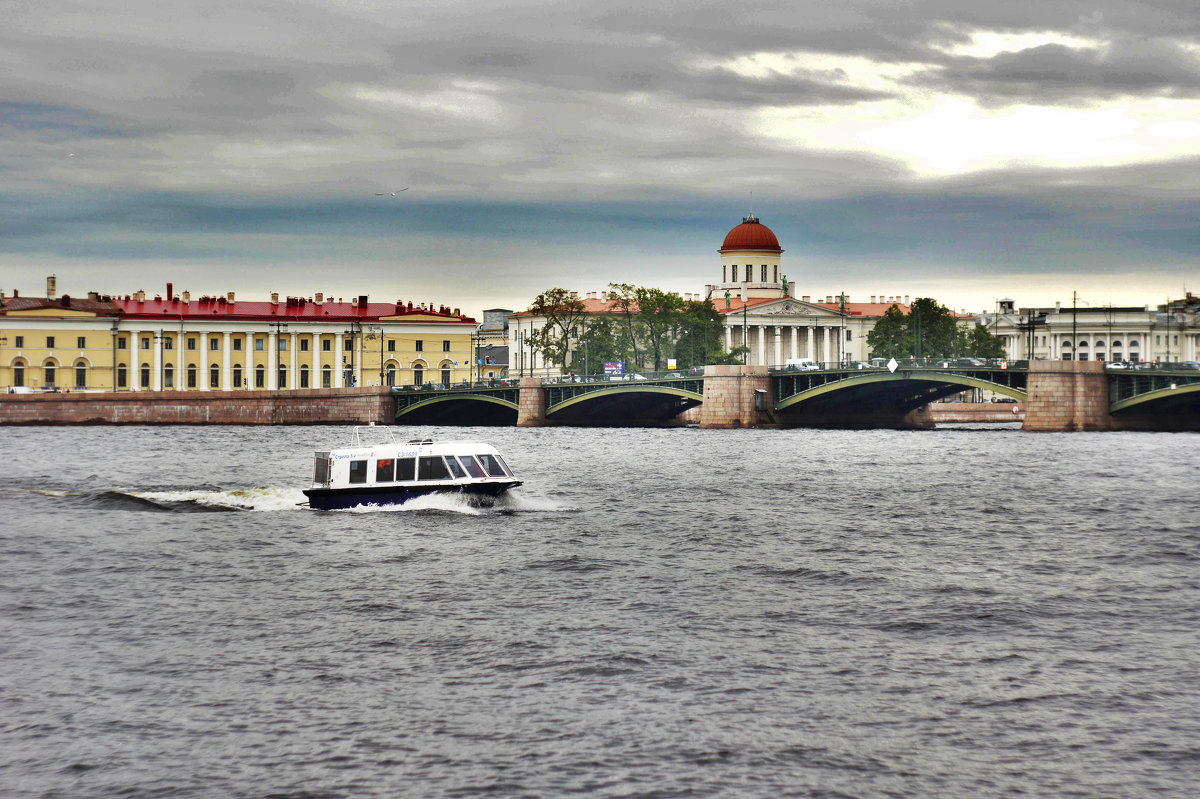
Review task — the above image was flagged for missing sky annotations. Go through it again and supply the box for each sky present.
[2,0,1198,318]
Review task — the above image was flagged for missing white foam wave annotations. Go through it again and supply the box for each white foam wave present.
[130,487,308,511]
[338,492,484,515]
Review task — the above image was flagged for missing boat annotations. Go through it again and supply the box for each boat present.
[302,427,522,510]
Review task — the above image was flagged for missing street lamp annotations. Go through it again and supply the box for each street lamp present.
[343,326,357,387]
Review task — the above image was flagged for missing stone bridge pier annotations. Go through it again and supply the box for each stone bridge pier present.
[699,365,775,429]
[1022,360,1111,431]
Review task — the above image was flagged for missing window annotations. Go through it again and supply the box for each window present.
[187,337,197,351]
[322,365,332,388]
[163,337,173,351]
[118,336,127,349]
[277,366,287,388]
[477,453,510,477]
[233,338,243,351]
[14,336,23,348]
[210,337,220,351]
[386,364,396,386]
[142,337,151,350]
[396,458,416,481]
[300,365,310,388]
[232,365,243,388]
[415,340,424,352]
[445,457,466,478]
[187,365,197,388]
[723,265,727,282]
[300,338,309,352]
[13,362,24,387]
[413,366,423,385]
[375,458,395,483]
[460,456,487,478]
[418,456,451,480]
[75,363,87,388]
[1156,335,1161,345]
[255,338,264,352]
[278,338,287,352]
[441,367,451,385]
[77,337,86,348]
[846,330,852,341]
[761,264,767,282]
[117,364,127,389]
[164,364,174,388]
[322,338,331,352]
[348,460,368,484]
[255,365,265,388]
[44,363,56,386]
[387,339,396,352]
[313,456,330,485]
[773,265,779,283]
[442,340,451,352]
[744,265,752,282]
[210,365,220,388]
[46,336,55,348]
[141,363,151,388]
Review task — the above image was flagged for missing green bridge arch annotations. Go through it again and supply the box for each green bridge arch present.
[394,392,520,425]
[775,371,1027,411]
[546,384,704,415]
[1110,381,1200,413]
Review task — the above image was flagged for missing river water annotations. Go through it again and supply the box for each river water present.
[1,424,1197,798]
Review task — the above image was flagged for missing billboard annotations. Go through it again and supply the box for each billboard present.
[603,362,625,376]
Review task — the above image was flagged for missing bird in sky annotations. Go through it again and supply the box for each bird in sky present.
[375,189,409,195]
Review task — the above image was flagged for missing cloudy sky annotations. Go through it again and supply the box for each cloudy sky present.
[3,0,1198,317]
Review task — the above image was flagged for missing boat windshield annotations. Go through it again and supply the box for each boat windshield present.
[459,456,487,478]
[418,456,451,480]
[476,453,510,477]
[445,456,466,478]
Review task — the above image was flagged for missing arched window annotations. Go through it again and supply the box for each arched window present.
[187,364,197,388]
[1111,340,1123,348]
[232,364,243,388]
[385,362,397,387]
[440,361,452,386]
[321,365,331,388]
[1094,339,1106,348]
[300,365,310,389]
[413,366,424,385]
[117,363,128,389]
[44,360,57,388]
[141,363,151,388]
[164,364,174,388]
[74,360,87,389]
[1062,339,1073,348]
[1077,340,1088,349]
[1129,339,1140,348]
[210,364,220,388]
[12,359,26,387]
[255,364,265,388]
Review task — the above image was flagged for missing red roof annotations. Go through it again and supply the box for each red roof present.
[720,215,782,253]
[110,295,475,323]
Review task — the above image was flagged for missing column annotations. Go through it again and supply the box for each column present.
[223,333,232,390]
[267,332,277,389]
[773,326,782,367]
[807,326,815,360]
[725,326,732,354]
[334,333,344,387]
[290,333,298,390]
[153,331,163,391]
[199,331,208,391]
[176,330,184,391]
[823,326,832,365]
[791,326,799,360]
[757,325,766,366]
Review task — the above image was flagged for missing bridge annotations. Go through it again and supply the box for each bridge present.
[391,361,1200,431]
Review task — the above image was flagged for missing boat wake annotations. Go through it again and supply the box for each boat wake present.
[122,487,309,512]
[333,490,573,515]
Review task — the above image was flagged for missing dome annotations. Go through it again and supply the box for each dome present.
[720,214,782,253]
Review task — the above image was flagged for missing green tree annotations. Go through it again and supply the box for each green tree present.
[528,288,588,368]
[634,286,683,371]
[957,324,1007,359]
[606,282,642,369]
[867,298,961,359]
[866,304,910,359]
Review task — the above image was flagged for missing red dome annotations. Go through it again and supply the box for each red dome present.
[720,215,782,252]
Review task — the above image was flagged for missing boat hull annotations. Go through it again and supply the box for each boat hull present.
[303,480,521,510]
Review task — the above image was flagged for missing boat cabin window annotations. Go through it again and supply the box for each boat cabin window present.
[349,459,368,484]
[418,456,451,480]
[313,455,330,485]
[460,456,487,479]
[445,457,466,478]
[396,458,416,481]
[477,453,510,477]
[375,458,394,483]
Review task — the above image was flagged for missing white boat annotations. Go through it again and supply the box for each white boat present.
[303,427,521,510]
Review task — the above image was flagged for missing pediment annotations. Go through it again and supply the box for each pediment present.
[756,300,843,318]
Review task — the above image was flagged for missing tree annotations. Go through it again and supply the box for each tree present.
[528,288,588,369]
[634,286,683,371]
[957,324,1007,359]
[867,298,961,359]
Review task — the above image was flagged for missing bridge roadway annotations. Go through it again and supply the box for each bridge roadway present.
[391,362,1200,430]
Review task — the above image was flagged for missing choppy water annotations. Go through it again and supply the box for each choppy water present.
[1,424,1197,798]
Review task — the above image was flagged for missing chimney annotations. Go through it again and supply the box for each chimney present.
[314,292,323,304]
[166,282,173,301]
[453,307,460,316]
[227,291,235,304]
[358,295,368,308]
[136,290,146,303]
[870,295,876,303]
[904,295,910,304]
[271,292,279,305]
[181,290,190,304]
[47,275,57,300]
[802,295,810,302]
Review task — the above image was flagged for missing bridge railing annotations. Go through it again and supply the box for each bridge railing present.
[544,368,707,384]
[768,358,1029,372]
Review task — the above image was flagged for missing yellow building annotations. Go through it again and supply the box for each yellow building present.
[1,283,478,392]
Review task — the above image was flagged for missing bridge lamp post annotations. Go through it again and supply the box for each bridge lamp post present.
[342,327,356,387]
